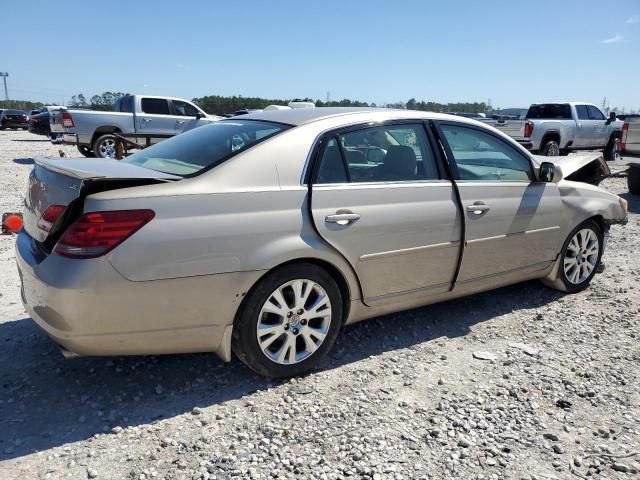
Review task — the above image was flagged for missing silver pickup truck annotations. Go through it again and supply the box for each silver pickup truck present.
[50,95,219,158]
[482,103,623,160]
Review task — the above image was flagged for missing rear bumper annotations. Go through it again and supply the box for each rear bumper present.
[15,230,259,360]
[53,133,79,145]
[517,139,534,149]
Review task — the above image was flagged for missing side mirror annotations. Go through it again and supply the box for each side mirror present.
[195,112,205,119]
[539,162,560,183]
[609,111,616,121]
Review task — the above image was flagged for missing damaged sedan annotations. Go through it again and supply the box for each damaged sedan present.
[14,108,628,377]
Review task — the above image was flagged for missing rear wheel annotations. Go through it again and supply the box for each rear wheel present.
[77,145,95,157]
[541,220,603,293]
[232,263,343,378]
[603,137,619,161]
[541,139,560,156]
[92,133,117,158]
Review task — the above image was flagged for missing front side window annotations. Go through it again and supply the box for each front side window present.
[141,98,170,115]
[440,124,532,182]
[576,105,589,120]
[173,100,200,117]
[316,124,439,184]
[587,105,606,120]
[122,120,290,176]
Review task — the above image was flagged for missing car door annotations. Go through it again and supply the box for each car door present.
[436,122,563,284]
[170,99,205,134]
[137,98,178,136]
[574,104,594,148]
[310,122,462,303]
[587,105,608,147]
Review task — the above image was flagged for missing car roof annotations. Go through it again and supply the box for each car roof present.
[235,107,463,127]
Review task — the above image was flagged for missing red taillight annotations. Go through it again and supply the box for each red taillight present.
[524,121,534,138]
[54,210,155,259]
[62,111,74,128]
[620,122,629,152]
[37,205,66,232]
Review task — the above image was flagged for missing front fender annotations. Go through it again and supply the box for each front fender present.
[558,181,627,231]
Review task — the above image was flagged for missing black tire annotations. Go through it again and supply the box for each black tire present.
[232,263,343,378]
[541,139,560,156]
[603,137,618,161]
[92,133,117,159]
[628,165,640,195]
[542,220,603,293]
[77,145,95,157]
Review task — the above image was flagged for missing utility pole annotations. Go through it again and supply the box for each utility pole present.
[0,72,8,101]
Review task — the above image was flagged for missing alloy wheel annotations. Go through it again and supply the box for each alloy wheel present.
[546,142,559,156]
[98,138,116,158]
[563,228,599,285]
[256,279,332,365]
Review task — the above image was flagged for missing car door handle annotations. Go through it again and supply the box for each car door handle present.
[142,118,152,123]
[175,120,185,124]
[325,212,361,225]
[467,203,490,215]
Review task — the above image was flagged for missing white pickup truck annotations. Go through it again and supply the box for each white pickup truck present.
[50,95,219,158]
[481,102,623,160]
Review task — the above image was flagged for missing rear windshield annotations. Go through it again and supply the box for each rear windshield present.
[4,109,26,115]
[122,120,291,176]
[526,104,572,120]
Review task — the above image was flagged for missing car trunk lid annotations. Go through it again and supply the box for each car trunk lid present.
[23,157,179,243]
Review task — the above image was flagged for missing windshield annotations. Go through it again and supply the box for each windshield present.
[526,104,571,120]
[122,120,291,176]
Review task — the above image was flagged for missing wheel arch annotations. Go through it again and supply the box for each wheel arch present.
[215,255,358,363]
[541,131,561,147]
[235,256,356,327]
[91,126,122,145]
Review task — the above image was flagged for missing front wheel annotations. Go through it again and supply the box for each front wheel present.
[232,264,343,378]
[541,220,603,293]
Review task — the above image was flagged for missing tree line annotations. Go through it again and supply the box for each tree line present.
[68,92,129,111]
[0,100,48,111]
[5,92,637,116]
[191,95,493,115]
[62,92,497,115]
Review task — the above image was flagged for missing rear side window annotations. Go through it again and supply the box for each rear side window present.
[315,124,440,184]
[317,138,348,184]
[526,104,572,119]
[440,124,532,182]
[587,105,606,120]
[116,96,134,113]
[122,120,290,176]
[576,105,589,120]
[141,98,170,115]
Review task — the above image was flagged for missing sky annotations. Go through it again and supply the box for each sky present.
[2,0,640,111]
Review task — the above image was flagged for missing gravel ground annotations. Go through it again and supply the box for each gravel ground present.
[0,129,638,480]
